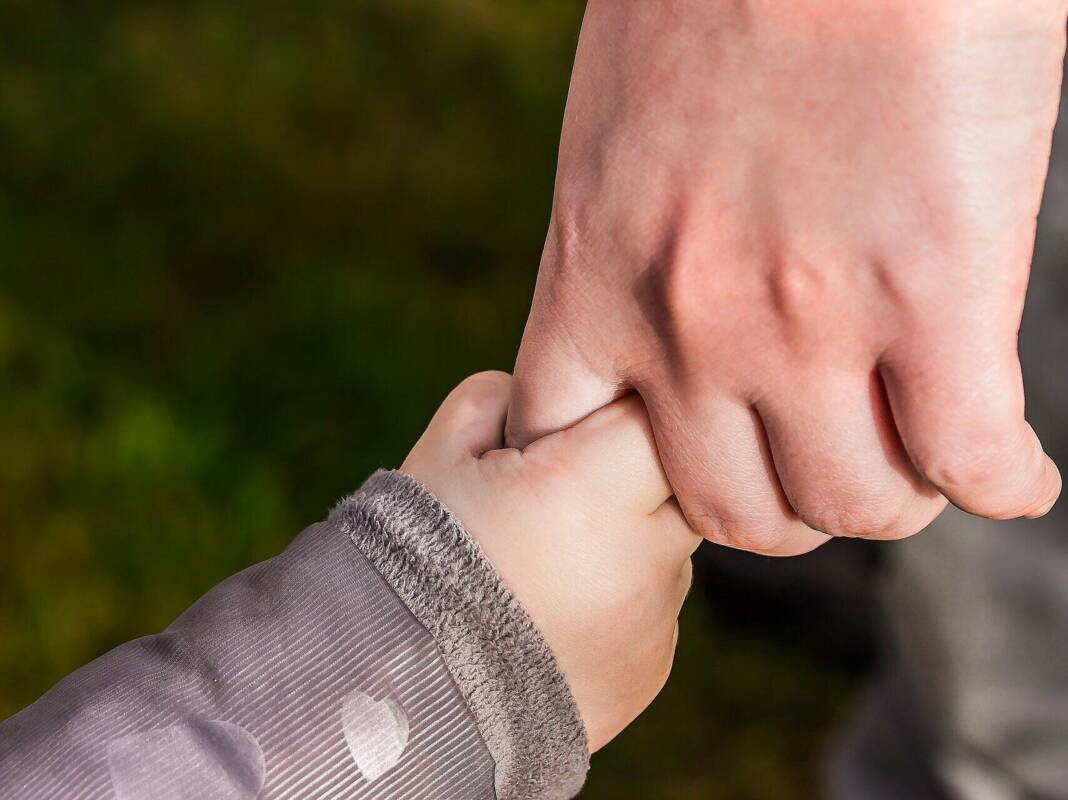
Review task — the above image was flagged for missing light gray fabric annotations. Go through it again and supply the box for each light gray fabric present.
[0,473,589,799]
[878,69,1068,800]
[334,470,590,800]
[833,51,1068,800]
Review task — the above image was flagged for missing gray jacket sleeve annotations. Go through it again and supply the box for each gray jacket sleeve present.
[0,470,589,800]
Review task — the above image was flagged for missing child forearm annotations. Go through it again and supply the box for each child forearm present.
[0,471,587,800]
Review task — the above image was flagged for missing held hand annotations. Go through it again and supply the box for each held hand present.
[509,0,1066,555]
[403,373,701,752]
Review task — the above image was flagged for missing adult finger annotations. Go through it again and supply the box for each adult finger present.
[642,387,831,556]
[757,368,948,539]
[881,333,1061,520]
[506,273,621,450]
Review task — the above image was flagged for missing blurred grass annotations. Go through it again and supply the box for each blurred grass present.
[0,2,855,795]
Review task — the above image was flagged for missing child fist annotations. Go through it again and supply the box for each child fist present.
[403,372,700,752]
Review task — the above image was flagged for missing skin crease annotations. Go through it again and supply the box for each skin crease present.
[401,372,701,753]
[507,0,1068,556]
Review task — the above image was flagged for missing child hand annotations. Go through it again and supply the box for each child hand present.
[402,372,701,752]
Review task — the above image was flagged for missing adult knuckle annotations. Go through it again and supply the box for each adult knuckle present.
[768,252,832,323]
[916,447,1002,492]
[689,504,789,553]
[795,493,908,539]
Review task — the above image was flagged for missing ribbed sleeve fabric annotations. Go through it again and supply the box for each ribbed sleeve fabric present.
[0,472,589,800]
[334,470,589,800]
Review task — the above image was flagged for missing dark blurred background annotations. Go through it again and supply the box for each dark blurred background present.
[0,2,881,795]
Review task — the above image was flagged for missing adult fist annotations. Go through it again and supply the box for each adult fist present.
[508,0,1066,555]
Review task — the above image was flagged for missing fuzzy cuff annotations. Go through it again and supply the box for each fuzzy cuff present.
[332,470,589,800]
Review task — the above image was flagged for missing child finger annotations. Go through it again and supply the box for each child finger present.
[410,372,513,469]
[651,497,703,583]
[526,393,674,513]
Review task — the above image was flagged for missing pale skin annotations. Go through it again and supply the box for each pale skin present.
[402,372,701,752]
[508,0,1068,555]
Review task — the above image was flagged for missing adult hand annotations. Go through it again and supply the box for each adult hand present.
[508,0,1067,555]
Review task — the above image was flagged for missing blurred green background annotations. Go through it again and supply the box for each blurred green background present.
[0,2,861,795]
